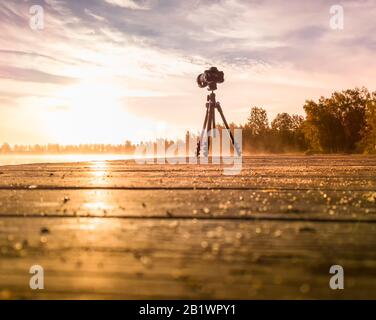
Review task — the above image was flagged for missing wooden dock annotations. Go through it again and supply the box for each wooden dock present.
[0,155,376,299]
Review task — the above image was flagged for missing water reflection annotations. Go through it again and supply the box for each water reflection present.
[0,154,134,166]
[89,161,108,178]
[82,189,115,217]
[84,162,113,216]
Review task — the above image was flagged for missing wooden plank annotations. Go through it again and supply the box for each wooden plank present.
[1,217,376,299]
[0,155,376,299]
[0,156,375,190]
[0,189,375,221]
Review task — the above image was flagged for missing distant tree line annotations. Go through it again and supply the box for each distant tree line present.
[238,108,307,153]
[239,87,376,154]
[0,141,136,154]
[1,87,375,155]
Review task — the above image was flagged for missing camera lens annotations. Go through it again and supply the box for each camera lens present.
[196,74,207,88]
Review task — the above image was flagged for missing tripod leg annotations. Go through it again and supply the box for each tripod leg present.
[212,107,216,138]
[216,102,241,156]
[196,107,209,157]
[205,105,213,157]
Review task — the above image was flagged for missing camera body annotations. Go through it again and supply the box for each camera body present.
[197,67,224,91]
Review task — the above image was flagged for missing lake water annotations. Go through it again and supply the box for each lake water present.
[0,154,135,166]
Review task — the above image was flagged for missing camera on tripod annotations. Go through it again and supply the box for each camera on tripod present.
[196,66,224,91]
[195,66,241,157]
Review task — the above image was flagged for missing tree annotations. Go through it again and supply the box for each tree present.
[243,107,270,152]
[246,107,269,135]
[303,88,370,153]
[271,113,293,131]
[0,143,11,154]
[291,114,304,130]
[361,91,376,153]
[271,113,306,152]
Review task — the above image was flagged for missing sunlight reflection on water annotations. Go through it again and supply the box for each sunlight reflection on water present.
[0,154,135,166]
[89,161,109,178]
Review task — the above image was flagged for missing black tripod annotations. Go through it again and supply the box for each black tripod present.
[196,90,241,157]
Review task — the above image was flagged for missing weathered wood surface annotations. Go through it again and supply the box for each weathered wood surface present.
[0,155,376,299]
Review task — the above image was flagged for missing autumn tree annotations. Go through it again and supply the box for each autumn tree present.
[303,88,370,153]
[243,107,270,152]
[271,113,306,152]
[0,143,11,153]
[246,107,269,134]
[361,91,376,153]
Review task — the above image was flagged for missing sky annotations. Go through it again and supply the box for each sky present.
[1,0,376,145]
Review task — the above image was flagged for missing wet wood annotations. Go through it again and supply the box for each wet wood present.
[0,155,376,299]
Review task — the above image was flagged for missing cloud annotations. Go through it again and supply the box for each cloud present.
[1,0,376,144]
[84,8,106,21]
[0,50,74,65]
[103,0,151,10]
[0,66,77,84]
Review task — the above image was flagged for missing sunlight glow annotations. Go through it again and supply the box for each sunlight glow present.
[89,161,108,178]
[40,80,158,144]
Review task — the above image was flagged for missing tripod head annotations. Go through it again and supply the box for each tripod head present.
[204,89,218,112]
[207,82,218,91]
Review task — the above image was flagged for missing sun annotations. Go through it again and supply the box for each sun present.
[42,80,143,144]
